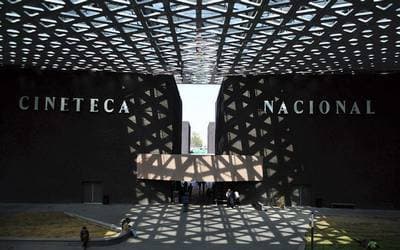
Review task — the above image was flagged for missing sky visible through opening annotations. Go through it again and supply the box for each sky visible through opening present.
[177,84,221,148]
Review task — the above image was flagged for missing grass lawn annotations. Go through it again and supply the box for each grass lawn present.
[305,214,400,250]
[0,212,118,239]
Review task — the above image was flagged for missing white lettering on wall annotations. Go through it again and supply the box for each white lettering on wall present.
[90,98,99,113]
[45,97,56,111]
[17,96,132,114]
[19,96,30,110]
[294,100,303,114]
[262,99,376,115]
[73,98,84,112]
[118,100,130,114]
[104,99,114,113]
[60,97,69,112]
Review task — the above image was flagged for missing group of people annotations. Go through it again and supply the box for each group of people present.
[225,189,240,208]
[174,181,216,205]
[121,217,137,237]
[182,181,193,198]
[79,217,138,249]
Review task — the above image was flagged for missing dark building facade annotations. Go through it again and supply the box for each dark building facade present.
[0,67,181,203]
[215,74,400,209]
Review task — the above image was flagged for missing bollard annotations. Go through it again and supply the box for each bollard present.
[310,212,314,250]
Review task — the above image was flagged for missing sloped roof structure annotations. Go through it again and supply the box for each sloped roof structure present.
[1,0,400,84]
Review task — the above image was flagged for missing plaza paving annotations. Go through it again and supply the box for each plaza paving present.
[0,203,310,250]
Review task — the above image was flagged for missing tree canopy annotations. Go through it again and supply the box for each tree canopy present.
[191,132,203,148]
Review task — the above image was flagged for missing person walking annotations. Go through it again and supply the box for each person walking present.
[226,189,232,207]
[197,181,202,196]
[80,226,89,250]
[183,181,188,193]
[182,191,189,212]
[234,190,240,206]
[228,190,235,208]
[201,182,206,194]
[206,187,212,203]
[188,183,193,199]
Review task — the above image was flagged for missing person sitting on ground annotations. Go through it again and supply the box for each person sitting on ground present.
[121,217,131,232]
[367,240,379,249]
[127,220,137,238]
[80,226,89,250]
[355,238,380,249]
[277,196,285,209]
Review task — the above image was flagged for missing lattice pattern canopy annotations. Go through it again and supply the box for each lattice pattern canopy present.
[1,0,400,84]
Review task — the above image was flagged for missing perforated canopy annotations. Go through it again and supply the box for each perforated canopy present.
[2,1,400,84]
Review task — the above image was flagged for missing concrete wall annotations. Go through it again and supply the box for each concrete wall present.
[0,67,182,203]
[215,74,400,209]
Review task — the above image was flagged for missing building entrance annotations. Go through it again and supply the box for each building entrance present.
[82,181,103,204]
[172,181,217,205]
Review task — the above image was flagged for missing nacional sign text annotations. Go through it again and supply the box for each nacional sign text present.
[263,99,375,115]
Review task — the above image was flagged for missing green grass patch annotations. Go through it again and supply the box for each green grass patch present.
[305,214,400,250]
[0,212,117,239]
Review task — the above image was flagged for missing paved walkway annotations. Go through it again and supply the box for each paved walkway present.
[0,241,304,250]
[3,204,399,250]
[0,203,310,250]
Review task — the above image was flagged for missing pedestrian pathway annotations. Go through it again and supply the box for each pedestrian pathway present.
[0,203,311,250]
[125,204,309,246]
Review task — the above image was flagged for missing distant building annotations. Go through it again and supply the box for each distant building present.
[182,121,191,154]
[207,122,216,154]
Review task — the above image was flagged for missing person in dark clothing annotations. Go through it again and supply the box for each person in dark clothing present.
[211,183,216,202]
[182,191,189,212]
[177,181,183,203]
[206,188,212,203]
[228,191,235,208]
[183,181,188,193]
[188,183,193,199]
[80,226,89,249]
[197,181,202,196]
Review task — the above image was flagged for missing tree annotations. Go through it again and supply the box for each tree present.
[191,132,203,148]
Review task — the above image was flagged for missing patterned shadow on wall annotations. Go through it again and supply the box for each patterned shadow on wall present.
[122,74,182,204]
[215,76,308,206]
